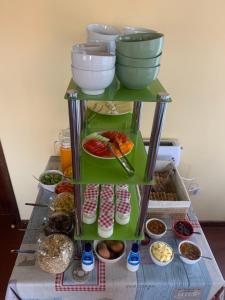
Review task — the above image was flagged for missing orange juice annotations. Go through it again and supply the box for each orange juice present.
[60,139,72,172]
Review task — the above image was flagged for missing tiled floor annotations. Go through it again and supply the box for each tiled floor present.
[1,221,224,299]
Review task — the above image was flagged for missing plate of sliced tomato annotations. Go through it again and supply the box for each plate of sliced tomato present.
[82,131,134,159]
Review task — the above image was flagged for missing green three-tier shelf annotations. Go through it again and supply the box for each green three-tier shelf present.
[65,76,171,241]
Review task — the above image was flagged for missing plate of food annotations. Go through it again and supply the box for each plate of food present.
[87,101,133,115]
[82,131,134,159]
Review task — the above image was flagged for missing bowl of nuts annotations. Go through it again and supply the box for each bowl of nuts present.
[94,240,126,264]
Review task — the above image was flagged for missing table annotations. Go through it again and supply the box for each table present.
[6,157,225,300]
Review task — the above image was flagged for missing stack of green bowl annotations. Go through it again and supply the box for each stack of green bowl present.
[116,32,164,89]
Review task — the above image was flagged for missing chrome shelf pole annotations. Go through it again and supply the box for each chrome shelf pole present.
[67,89,82,236]
[136,92,170,236]
[131,101,143,133]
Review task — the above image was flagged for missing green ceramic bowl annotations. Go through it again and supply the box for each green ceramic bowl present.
[116,32,164,59]
[116,63,160,89]
[116,51,162,68]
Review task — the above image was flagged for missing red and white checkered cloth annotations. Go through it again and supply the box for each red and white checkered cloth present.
[98,214,114,228]
[116,190,131,202]
[83,201,97,214]
[117,201,131,214]
[86,184,99,191]
[101,184,114,191]
[100,189,114,202]
[100,202,115,215]
[116,184,129,192]
[84,190,99,202]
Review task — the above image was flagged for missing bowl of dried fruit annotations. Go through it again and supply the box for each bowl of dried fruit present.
[145,218,167,239]
[94,240,126,264]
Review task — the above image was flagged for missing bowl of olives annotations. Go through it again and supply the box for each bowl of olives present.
[173,220,194,240]
[94,240,126,264]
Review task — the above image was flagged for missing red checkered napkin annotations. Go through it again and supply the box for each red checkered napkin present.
[100,189,114,201]
[116,190,131,202]
[116,184,129,192]
[100,202,115,215]
[98,215,114,228]
[117,202,131,214]
[83,201,97,214]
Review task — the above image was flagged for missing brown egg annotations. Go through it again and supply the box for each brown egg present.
[97,242,110,259]
[109,241,124,254]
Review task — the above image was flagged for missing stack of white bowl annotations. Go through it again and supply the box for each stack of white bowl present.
[71,43,116,95]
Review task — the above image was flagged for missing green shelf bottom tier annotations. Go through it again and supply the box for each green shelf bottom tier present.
[74,185,144,241]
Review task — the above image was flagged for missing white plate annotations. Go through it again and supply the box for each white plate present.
[82,131,133,160]
[87,101,133,116]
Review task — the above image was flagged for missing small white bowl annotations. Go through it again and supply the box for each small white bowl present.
[72,42,107,54]
[145,218,167,239]
[93,240,126,264]
[178,241,202,265]
[150,241,174,266]
[71,49,115,71]
[87,24,119,53]
[71,65,115,95]
[39,170,63,192]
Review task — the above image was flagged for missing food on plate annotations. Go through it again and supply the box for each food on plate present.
[55,181,74,194]
[83,131,134,158]
[64,166,72,178]
[174,221,193,237]
[87,101,133,115]
[43,212,74,237]
[53,192,74,213]
[151,242,173,262]
[97,241,124,260]
[40,172,62,185]
[180,242,201,260]
[147,219,166,235]
[37,234,74,274]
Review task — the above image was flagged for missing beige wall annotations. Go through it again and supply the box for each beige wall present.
[0,0,225,220]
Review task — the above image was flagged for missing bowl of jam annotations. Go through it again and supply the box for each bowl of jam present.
[145,218,167,239]
[173,220,193,240]
[178,241,201,264]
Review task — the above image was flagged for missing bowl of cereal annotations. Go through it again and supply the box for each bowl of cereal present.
[150,241,174,266]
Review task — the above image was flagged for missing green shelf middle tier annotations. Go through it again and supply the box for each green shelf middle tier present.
[65,77,172,102]
[72,129,154,185]
[74,185,143,241]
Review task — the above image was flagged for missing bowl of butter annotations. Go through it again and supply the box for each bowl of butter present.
[150,241,174,266]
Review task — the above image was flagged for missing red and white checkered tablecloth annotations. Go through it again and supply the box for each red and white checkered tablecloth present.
[98,214,114,228]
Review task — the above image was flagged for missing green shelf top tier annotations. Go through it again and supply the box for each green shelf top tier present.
[74,185,143,241]
[72,129,153,185]
[65,77,172,102]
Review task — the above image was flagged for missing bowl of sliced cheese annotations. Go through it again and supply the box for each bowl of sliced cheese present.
[150,241,174,266]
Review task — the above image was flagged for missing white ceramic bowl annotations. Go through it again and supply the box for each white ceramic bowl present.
[87,24,119,53]
[71,65,115,95]
[93,240,126,264]
[39,170,63,193]
[145,218,167,239]
[150,241,174,266]
[71,50,116,71]
[72,42,107,54]
[178,241,202,265]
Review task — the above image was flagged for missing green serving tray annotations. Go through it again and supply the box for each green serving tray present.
[65,77,172,102]
[74,185,143,240]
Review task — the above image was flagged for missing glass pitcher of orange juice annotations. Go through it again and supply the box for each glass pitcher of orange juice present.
[55,129,72,172]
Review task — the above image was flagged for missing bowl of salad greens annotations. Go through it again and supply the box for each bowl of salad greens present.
[39,170,63,192]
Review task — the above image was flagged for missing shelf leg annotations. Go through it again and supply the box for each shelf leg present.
[80,100,86,132]
[131,101,143,133]
[136,96,169,236]
[67,90,82,236]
